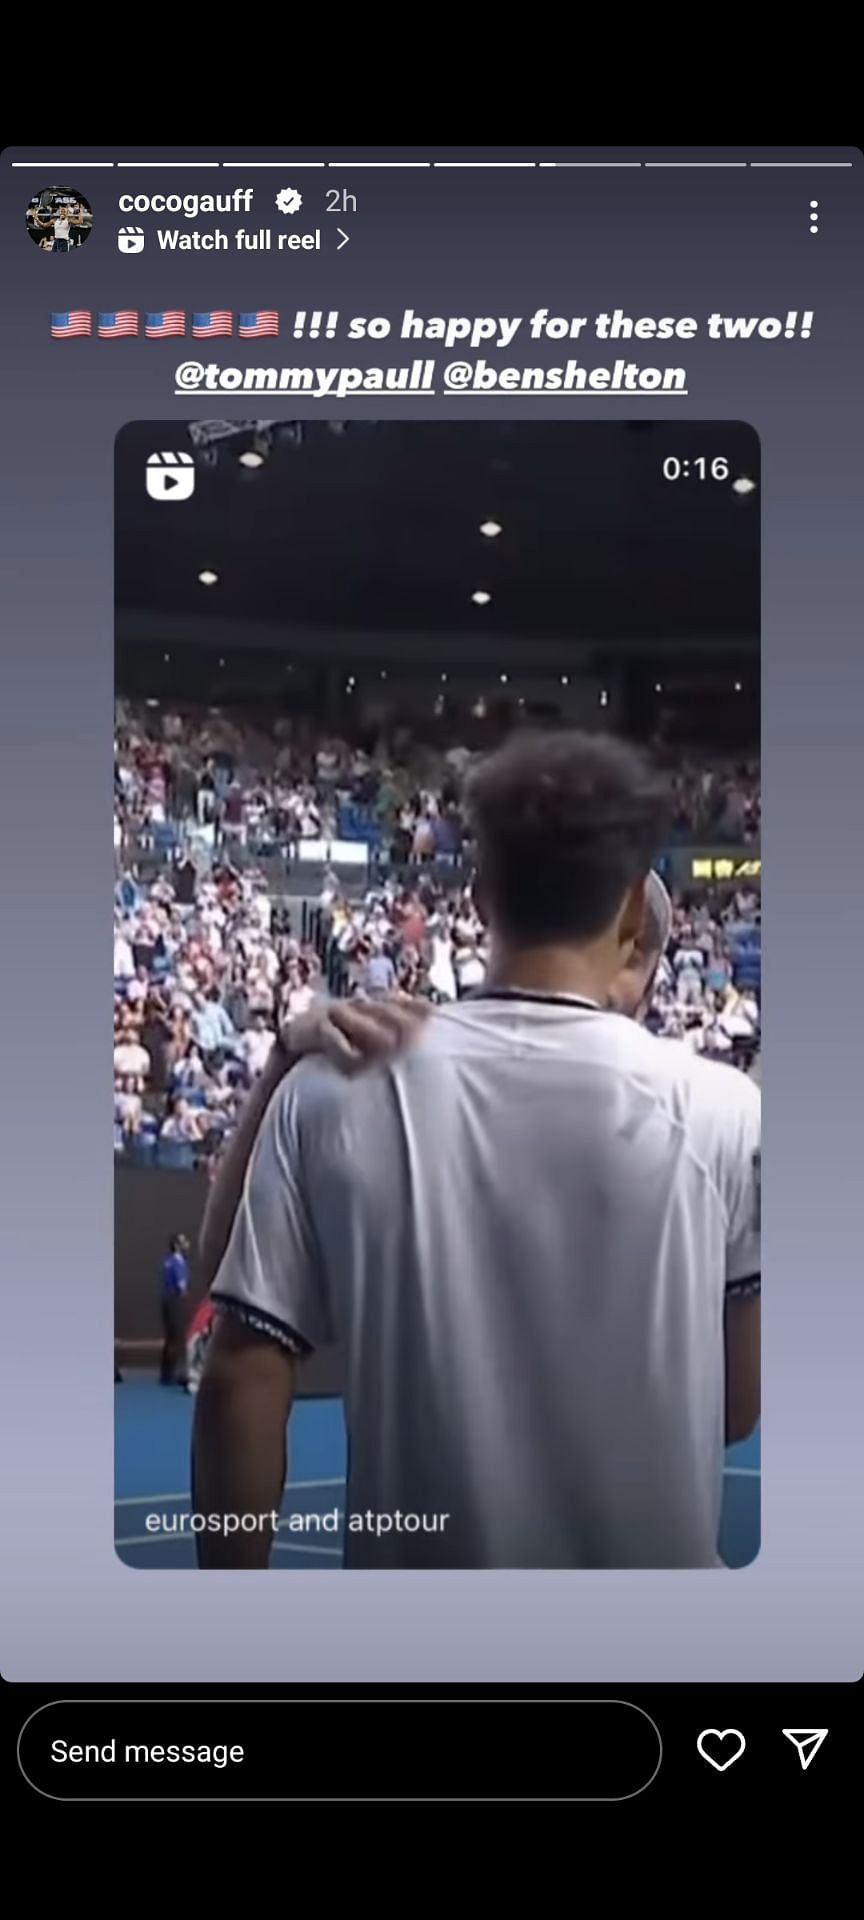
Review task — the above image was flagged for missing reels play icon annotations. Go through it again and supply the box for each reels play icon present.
[146,451,195,501]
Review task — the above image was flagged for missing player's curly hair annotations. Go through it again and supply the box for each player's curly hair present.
[465,730,670,944]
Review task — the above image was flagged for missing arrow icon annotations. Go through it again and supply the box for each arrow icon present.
[336,228,350,250]
[781,1729,829,1772]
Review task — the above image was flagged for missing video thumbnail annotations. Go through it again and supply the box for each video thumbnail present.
[114,420,761,1571]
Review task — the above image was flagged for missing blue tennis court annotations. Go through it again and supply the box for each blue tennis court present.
[115,1378,760,1569]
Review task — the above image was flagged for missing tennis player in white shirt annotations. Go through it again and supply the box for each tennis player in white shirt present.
[37,203,80,253]
[193,733,760,1570]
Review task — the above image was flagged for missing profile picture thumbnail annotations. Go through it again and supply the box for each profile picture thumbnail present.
[26,184,93,253]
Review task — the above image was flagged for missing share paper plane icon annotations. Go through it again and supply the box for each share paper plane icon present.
[781,1729,829,1771]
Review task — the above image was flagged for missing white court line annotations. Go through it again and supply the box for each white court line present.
[117,1469,756,1507]
[115,1533,192,1549]
[114,1492,189,1507]
[115,1477,346,1507]
[273,1542,343,1558]
[115,1533,342,1556]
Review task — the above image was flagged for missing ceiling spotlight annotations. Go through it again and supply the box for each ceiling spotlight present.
[655,682,663,694]
[599,690,609,708]
[480,519,502,538]
[380,670,387,680]
[163,652,170,663]
[732,476,757,495]
[472,590,491,606]
[198,569,218,586]
[499,673,509,685]
[218,657,225,668]
[440,673,448,683]
[734,681,743,692]
[145,698,159,708]
[238,450,264,469]
[560,675,569,687]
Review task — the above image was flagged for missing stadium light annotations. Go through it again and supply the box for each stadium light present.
[472,590,491,606]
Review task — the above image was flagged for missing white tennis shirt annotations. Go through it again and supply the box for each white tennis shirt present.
[212,995,761,1569]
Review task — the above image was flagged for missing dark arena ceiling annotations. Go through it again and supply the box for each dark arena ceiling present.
[115,420,760,649]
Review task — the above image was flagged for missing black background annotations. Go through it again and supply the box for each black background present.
[5,1677,859,1814]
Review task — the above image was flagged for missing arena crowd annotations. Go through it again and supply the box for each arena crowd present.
[115,700,760,862]
[114,702,761,1167]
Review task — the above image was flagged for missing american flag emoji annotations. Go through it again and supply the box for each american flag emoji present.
[238,311,279,338]
[98,311,139,338]
[192,311,233,338]
[51,311,91,338]
[145,311,186,339]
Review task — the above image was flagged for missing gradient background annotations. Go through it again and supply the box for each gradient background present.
[0,144,861,1683]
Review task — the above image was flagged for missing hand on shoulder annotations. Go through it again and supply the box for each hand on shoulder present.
[282,994,432,1076]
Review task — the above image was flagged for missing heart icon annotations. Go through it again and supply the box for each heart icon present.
[697,1729,746,1772]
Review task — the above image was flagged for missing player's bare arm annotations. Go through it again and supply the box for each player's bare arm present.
[192,1313,296,1569]
[724,1295,760,1445]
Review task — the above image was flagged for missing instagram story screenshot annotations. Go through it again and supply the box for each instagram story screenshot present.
[0,142,862,1818]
